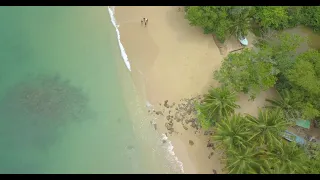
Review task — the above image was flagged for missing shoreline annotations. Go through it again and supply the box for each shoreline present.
[113,6,223,174]
[111,6,277,174]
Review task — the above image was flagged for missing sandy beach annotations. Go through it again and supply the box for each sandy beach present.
[115,6,276,174]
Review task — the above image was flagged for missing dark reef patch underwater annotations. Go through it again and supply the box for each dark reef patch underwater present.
[0,74,95,150]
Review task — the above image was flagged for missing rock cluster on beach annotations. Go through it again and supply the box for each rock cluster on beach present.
[148,95,216,150]
[149,95,203,135]
[148,95,220,173]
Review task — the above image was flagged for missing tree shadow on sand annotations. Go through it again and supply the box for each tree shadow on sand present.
[0,74,95,150]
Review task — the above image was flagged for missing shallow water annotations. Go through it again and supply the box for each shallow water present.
[0,6,181,174]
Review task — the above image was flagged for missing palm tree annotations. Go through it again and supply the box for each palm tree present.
[229,6,253,38]
[265,89,301,122]
[266,142,307,174]
[223,147,263,174]
[212,114,250,150]
[303,142,320,174]
[245,109,289,147]
[304,153,320,174]
[199,86,240,125]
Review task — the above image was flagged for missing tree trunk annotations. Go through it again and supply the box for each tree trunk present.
[212,34,227,55]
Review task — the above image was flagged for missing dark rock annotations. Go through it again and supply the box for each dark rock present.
[165,123,172,129]
[183,125,188,130]
[204,131,210,136]
[189,140,194,146]
[188,118,196,124]
[164,100,169,108]
[165,123,169,128]
[167,126,174,130]
[166,115,171,120]
[185,119,192,124]
[208,152,214,159]
[153,123,157,130]
[191,122,197,128]
[207,142,214,148]
[155,111,163,115]
[212,169,217,174]
[162,140,167,144]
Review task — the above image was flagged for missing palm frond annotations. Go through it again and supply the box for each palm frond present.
[213,114,250,150]
[244,109,289,147]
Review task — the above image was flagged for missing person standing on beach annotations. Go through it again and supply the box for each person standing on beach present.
[145,18,148,27]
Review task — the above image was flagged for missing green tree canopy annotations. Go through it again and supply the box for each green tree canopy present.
[265,89,301,122]
[254,6,290,30]
[185,6,254,42]
[245,109,289,147]
[212,114,249,150]
[214,48,278,99]
[301,6,320,32]
[285,49,320,95]
[196,86,239,127]
[261,35,320,120]
[304,143,320,174]
[267,142,308,174]
[224,148,263,174]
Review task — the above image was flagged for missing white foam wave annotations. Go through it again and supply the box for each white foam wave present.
[107,6,184,173]
[107,6,131,71]
[161,134,185,173]
[145,99,184,173]
[146,101,153,108]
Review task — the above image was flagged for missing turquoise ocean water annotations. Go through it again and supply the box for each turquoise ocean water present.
[0,6,183,174]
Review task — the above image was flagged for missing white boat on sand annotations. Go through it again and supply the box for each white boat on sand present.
[239,36,248,46]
